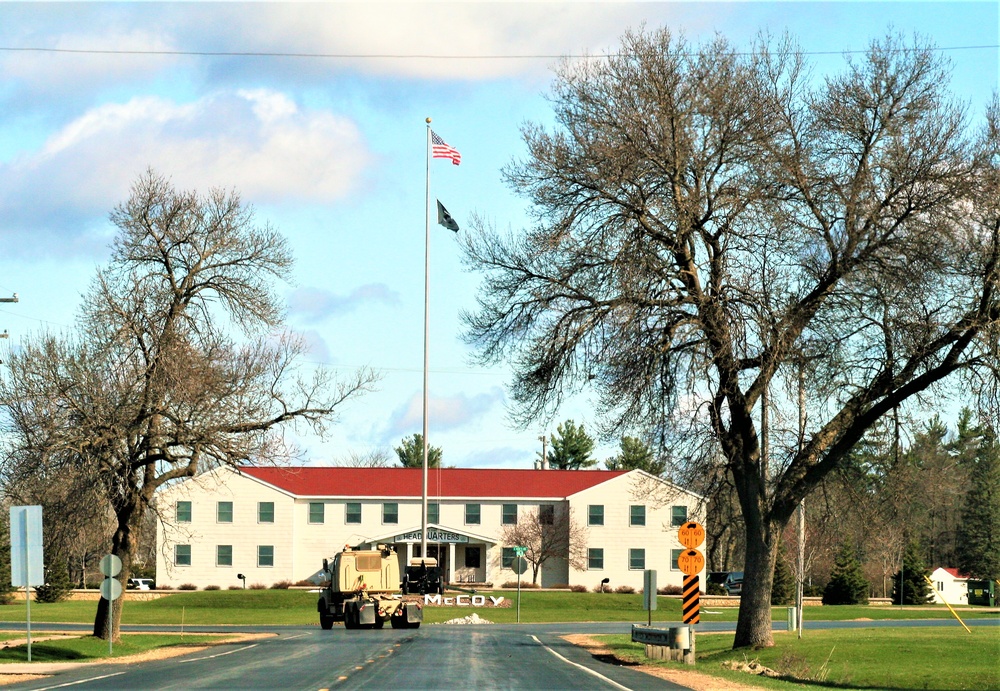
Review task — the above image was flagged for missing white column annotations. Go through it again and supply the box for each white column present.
[406,542,413,564]
[448,543,456,584]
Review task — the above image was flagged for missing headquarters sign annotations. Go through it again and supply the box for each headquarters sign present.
[394,529,469,543]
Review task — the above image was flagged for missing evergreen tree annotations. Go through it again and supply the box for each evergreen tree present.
[394,434,442,468]
[956,427,1000,580]
[605,436,667,475]
[0,512,14,605]
[547,420,596,470]
[822,539,870,605]
[891,541,934,605]
[34,555,73,604]
[771,541,795,605]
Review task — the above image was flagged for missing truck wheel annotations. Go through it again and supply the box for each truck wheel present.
[409,622,420,629]
[320,613,334,630]
[391,616,405,629]
[373,618,384,629]
[344,604,358,629]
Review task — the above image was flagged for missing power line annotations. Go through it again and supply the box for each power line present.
[0,44,996,60]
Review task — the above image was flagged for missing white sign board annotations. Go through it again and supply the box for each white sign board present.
[9,506,44,587]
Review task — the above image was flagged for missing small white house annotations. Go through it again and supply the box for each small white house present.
[930,567,969,605]
[155,465,705,591]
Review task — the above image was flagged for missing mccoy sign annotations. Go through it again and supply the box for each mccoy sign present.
[424,594,506,607]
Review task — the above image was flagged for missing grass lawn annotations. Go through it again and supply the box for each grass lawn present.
[0,590,995,627]
[0,634,242,663]
[599,627,1000,691]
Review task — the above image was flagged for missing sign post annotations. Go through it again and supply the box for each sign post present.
[643,569,657,626]
[512,546,527,624]
[677,522,705,626]
[10,506,43,662]
[100,554,123,655]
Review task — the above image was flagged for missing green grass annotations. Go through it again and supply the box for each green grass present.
[0,590,995,627]
[0,634,239,663]
[600,627,1000,690]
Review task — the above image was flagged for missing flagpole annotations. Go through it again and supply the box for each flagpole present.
[421,118,431,562]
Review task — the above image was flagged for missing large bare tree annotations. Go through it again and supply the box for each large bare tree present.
[0,171,377,639]
[497,507,588,586]
[460,29,1000,647]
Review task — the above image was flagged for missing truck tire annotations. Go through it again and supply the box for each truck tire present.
[319,612,334,630]
[390,616,405,629]
[373,618,384,629]
[344,603,359,629]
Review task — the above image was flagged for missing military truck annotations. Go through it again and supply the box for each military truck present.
[317,545,423,629]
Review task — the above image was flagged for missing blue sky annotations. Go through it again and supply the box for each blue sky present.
[0,2,997,469]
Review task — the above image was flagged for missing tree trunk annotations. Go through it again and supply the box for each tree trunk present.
[93,502,138,640]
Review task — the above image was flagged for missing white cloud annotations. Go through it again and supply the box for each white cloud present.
[383,387,506,441]
[288,284,401,324]
[0,89,371,256]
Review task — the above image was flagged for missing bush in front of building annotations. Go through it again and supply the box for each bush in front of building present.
[178,583,198,591]
[615,585,636,594]
[204,585,221,591]
[501,581,539,588]
[228,585,242,590]
[249,583,267,589]
[570,584,588,592]
[657,585,682,595]
[270,580,292,589]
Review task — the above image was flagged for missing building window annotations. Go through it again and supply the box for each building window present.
[345,502,361,524]
[629,548,646,570]
[217,501,233,523]
[465,547,481,569]
[671,505,688,527]
[501,547,515,569]
[383,502,399,524]
[502,504,518,525]
[309,502,325,524]
[258,502,274,523]
[671,549,683,570]
[427,503,439,524]
[588,548,604,570]
[176,501,192,523]
[630,505,646,526]
[539,504,554,525]
[465,503,481,525]
[175,544,191,566]
[217,545,233,567]
[588,505,604,526]
[258,545,274,567]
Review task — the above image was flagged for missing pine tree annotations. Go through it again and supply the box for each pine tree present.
[34,554,73,604]
[547,420,596,470]
[605,436,667,475]
[394,434,442,468]
[0,514,14,605]
[822,539,870,605]
[771,542,794,605]
[891,541,934,605]
[956,428,1000,580]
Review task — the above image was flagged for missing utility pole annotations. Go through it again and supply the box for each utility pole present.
[537,435,548,470]
[796,361,806,638]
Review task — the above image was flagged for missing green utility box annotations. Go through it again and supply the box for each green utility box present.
[966,579,996,607]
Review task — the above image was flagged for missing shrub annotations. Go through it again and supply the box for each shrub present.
[294,579,315,587]
[204,584,221,591]
[658,585,682,595]
[249,582,267,590]
[270,580,293,590]
[570,584,588,592]
[228,585,242,590]
[157,584,173,590]
[178,583,198,591]
[614,585,636,594]
[501,580,539,588]
[35,563,73,603]
[705,582,727,595]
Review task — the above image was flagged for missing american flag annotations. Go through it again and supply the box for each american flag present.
[431,130,462,165]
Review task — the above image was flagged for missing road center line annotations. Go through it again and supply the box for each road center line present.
[529,635,632,690]
[179,643,259,663]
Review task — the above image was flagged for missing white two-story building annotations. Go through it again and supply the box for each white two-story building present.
[155,465,705,591]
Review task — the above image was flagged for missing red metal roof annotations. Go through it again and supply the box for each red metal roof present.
[237,466,630,499]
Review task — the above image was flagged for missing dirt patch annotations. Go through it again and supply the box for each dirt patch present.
[563,634,761,691]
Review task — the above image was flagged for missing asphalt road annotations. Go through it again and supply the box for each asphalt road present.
[2,619,996,691]
[0,623,693,691]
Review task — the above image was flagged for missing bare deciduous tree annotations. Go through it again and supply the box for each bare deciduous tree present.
[496,507,588,585]
[460,29,999,647]
[0,171,377,639]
